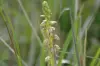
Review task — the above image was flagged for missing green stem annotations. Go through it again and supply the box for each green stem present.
[0,9,22,66]
[90,48,100,66]
[83,29,87,66]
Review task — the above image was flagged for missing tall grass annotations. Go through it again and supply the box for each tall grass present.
[0,8,22,66]
[0,0,100,66]
[0,37,28,66]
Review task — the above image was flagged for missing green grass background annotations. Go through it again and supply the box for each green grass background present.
[0,0,100,66]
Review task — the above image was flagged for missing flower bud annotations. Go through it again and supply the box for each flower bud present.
[40,15,45,17]
[54,34,60,40]
[40,20,47,26]
[48,27,55,33]
[54,45,60,50]
[43,39,49,45]
[45,56,50,62]
[50,21,57,25]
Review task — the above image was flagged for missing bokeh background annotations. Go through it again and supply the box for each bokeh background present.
[0,0,100,66]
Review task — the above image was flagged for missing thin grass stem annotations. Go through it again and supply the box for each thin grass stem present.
[71,13,81,66]
[90,48,100,66]
[59,51,100,61]
[16,0,42,47]
[83,29,87,66]
[0,9,22,66]
[0,37,28,66]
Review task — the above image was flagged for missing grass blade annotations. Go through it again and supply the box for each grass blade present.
[57,30,72,66]
[83,29,87,66]
[0,37,28,66]
[16,0,42,47]
[40,47,45,66]
[71,14,80,66]
[0,9,22,66]
[90,48,100,66]
[97,60,100,66]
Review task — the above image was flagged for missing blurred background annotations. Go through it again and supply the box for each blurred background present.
[0,0,100,66]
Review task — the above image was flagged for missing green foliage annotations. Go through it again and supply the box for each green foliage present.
[0,0,100,66]
[90,48,100,66]
[0,8,22,66]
